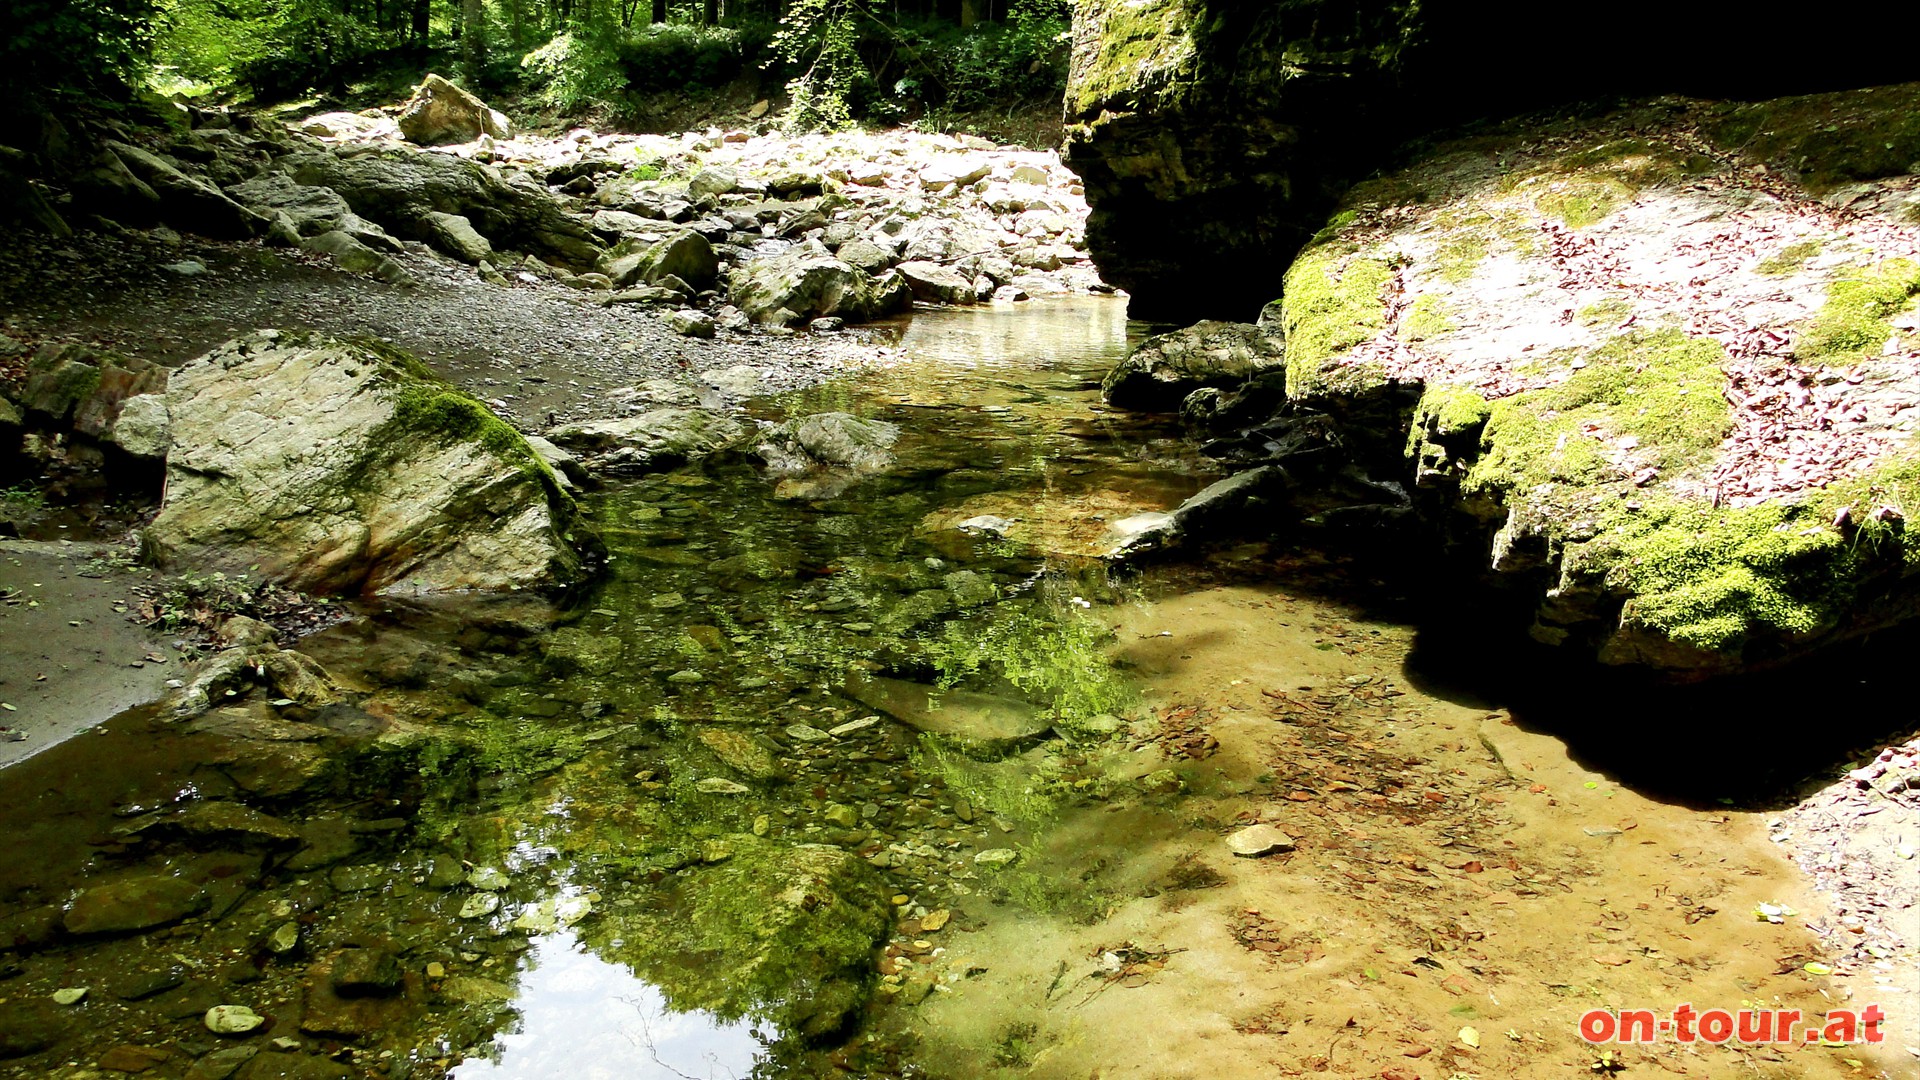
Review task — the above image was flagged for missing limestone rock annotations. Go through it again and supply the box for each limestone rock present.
[20,344,168,441]
[842,673,1048,754]
[604,230,717,290]
[1102,320,1284,411]
[101,142,266,239]
[145,332,593,595]
[108,393,171,459]
[728,245,910,327]
[420,211,492,263]
[896,260,976,304]
[286,150,598,269]
[226,172,398,250]
[64,875,205,936]
[1226,824,1296,857]
[299,230,416,286]
[756,412,900,474]
[396,74,512,145]
[547,408,747,476]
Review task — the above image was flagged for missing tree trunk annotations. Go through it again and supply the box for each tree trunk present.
[461,0,488,82]
[650,0,666,21]
[411,0,430,45]
[703,0,719,24]
[959,0,978,28]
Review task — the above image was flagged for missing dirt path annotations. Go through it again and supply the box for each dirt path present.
[0,540,177,766]
[893,581,1913,1079]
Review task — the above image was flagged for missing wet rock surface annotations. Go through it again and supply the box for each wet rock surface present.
[146,331,594,595]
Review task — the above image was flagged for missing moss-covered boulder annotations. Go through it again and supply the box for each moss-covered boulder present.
[146,331,596,596]
[1254,89,1920,673]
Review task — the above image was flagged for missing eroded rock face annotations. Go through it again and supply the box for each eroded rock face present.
[284,150,597,268]
[1197,86,1920,674]
[1062,0,1918,322]
[146,332,594,596]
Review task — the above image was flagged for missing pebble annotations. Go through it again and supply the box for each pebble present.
[829,717,879,737]
[204,1004,265,1035]
[268,921,300,954]
[1227,824,1297,857]
[974,848,1019,867]
[696,777,750,795]
[457,894,501,918]
[468,866,511,891]
[51,987,87,1005]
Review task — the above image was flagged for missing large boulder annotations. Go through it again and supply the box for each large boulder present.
[395,74,513,146]
[99,141,266,238]
[145,332,594,595]
[756,413,900,474]
[729,244,910,327]
[1101,320,1284,411]
[285,150,598,268]
[1221,84,1920,674]
[227,171,401,251]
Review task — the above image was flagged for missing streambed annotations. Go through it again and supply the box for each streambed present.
[0,299,1905,1079]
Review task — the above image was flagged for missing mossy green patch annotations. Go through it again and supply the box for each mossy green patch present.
[1597,500,1850,651]
[1552,137,1717,185]
[1280,246,1395,399]
[1576,298,1633,328]
[1400,294,1457,342]
[1796,258,1920,364]
[1467,329,1730,495]
[1707,83,1920,191]
[1756,238,1825,276]
[1066,0,1199,116]
[1523,172,1635,229]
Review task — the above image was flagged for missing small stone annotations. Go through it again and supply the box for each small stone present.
[52,987,88,1005]
[823,803,860,829]
[457,893,501,918]
[328,948,401,997]
[204,1004,265,1035]
[467,866,510,891]
[183,1045,258,1080]
[268,921,300,954]
[828,717,879,737]
[425,961,447,979]
[667,669,705,684]
[695,777,750,795]
[974,848,1019,868]
[953,797,976,823]
[422,855,465,889]
[1226,824,1297,857]
[98,1044,171,1072]
[920,909,951,932]
[786,724,830,743]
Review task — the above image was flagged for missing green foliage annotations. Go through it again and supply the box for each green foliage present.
[0,0,160,102]
[773,0,863,131]
[520,27,624,112]
[921,593,1134,739]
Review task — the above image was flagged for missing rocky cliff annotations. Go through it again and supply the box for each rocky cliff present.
[1064,0,1918,322]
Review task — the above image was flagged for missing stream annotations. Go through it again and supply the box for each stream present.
[0,298,1906,1079]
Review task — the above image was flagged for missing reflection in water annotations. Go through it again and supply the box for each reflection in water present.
[454,931,768,1080]
[883,295,1139,367]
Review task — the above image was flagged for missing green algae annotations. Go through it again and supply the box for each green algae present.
[1708,83,1920,190]
[1757,238,1826,276]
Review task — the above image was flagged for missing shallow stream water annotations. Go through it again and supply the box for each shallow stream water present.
[0,299,1907,1079]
